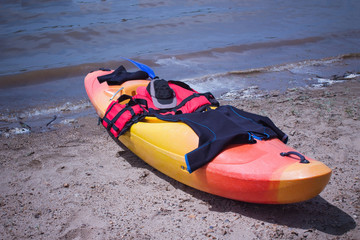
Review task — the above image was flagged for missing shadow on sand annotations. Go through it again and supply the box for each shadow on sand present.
[116,143,356,236]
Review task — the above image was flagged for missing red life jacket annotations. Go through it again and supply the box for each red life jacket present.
[101,80,218,138]
[133,80,218,115]
[102,95,146,138]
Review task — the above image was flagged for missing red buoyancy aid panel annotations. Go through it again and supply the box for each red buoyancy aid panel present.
[133,82,216,115]
[102,100,145,138]
[101,80,219,138]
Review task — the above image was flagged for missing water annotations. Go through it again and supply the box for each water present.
[0,0,359,131]
[1,0,359,76]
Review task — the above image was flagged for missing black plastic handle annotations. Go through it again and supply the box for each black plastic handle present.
[280,151,310,164]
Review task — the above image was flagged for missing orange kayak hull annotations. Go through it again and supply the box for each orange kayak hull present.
[85,70,331,204]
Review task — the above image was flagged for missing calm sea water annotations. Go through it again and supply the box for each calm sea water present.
[0,0,359,130]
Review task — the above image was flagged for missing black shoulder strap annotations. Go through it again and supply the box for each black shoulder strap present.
[116,94,133,103]
[116,94,141,107]
[202,92,219,107]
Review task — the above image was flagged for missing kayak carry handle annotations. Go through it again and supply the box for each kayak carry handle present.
[110,87,124,101]
[280,151,310,164]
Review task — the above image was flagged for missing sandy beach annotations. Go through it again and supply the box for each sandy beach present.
[1,79,359,239]
[1,1,359,239]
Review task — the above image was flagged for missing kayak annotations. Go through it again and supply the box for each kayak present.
[84,69,331,204]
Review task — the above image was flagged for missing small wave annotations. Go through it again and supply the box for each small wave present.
[0,127,31,138]
[0,100,93,137]
[182,53,360,83]
[309,72,360,89]
[219,86,267,101]
[180,53,359,95]
[344,73,360,79]
[0,61,120,88]
[155,57,193,67]
[228,53,360,76]
[310,78,345,89]
[0,100,92,123]
[60,118,79,125]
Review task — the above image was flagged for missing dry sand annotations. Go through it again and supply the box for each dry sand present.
[1,80,359,239]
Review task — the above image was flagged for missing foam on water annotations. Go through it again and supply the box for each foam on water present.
[0,100,93,136]
[155,57,194,68]
[0,100,91,122]
[310,72,360,89]
[181,54,360,95]
[344,73,360,79]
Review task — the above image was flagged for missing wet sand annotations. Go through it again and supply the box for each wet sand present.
[1,79,359,239]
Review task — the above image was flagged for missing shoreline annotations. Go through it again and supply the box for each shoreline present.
[1,79,359,239]
[1,53,359,89]
[1,53,359,133]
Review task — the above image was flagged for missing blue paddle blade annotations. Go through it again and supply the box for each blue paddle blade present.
[122,57,156,79]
